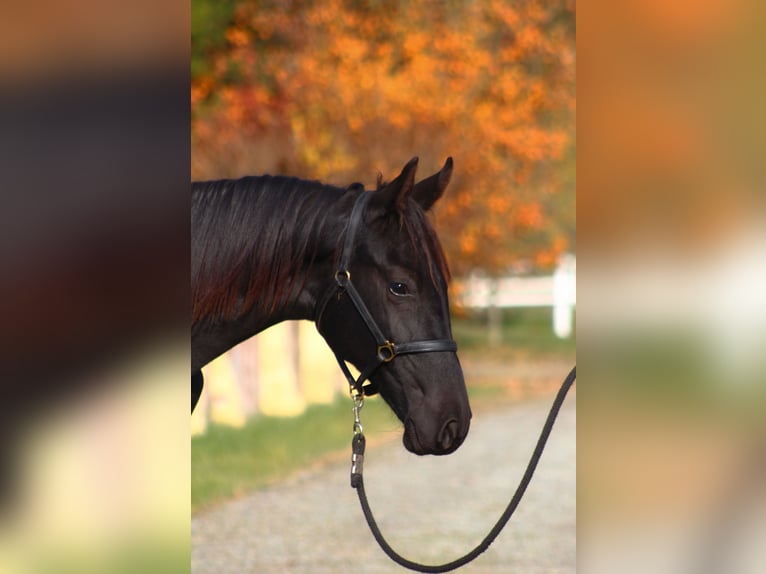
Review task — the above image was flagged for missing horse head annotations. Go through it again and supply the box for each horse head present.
[316,158,471,455]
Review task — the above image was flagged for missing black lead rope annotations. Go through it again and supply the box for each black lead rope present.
[350,365,576,573]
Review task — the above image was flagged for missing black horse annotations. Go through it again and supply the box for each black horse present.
[191,158,471,455]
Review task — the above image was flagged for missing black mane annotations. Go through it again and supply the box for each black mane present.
[191,173,450,328]
[191,175,343,326]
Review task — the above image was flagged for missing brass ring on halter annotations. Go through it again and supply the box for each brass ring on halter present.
[376,341,396,362]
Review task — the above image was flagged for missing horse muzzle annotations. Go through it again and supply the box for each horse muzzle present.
[403,413,470,455]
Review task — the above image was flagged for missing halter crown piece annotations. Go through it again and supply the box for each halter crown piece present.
[314,191,458,397]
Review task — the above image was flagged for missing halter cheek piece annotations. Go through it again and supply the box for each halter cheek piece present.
[314,191,457,396]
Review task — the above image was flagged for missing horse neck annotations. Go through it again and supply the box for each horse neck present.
[191,177,347,365]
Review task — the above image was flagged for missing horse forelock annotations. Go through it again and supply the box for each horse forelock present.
[403,205,451,289]
[374,175,451,288]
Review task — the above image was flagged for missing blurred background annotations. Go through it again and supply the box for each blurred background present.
[191,0,576,272]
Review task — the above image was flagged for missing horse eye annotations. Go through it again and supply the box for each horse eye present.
[389,281,410,297]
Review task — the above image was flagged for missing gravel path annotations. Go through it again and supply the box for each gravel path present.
[192,393,575,573]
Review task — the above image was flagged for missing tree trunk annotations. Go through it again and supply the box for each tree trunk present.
[488,278,502,347]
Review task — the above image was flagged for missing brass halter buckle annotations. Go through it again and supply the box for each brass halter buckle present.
[376,340,396,363]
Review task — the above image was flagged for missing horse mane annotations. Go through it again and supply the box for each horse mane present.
[192,172,451,328]
[191,175,343,326]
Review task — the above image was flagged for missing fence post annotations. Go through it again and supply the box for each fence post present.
[553,254,576,338]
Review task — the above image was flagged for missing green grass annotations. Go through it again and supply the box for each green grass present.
[192,395,399,512]
[192,308,575,513]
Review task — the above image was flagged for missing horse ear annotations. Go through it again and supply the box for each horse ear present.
[412,157,453,211]
[376,157,419,214]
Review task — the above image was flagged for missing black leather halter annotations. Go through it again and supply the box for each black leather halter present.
[314,191,458,396]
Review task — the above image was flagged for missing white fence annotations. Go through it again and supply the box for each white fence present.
[457,254,576,338]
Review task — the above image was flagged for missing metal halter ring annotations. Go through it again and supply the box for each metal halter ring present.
[376,341,396,363]
[335,270,351,287]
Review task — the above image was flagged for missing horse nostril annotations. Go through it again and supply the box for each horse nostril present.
[437,418,460,451]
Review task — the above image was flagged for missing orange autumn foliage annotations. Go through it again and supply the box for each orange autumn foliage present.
[192,0,575,274]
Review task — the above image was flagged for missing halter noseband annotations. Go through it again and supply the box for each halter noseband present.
[314,191,457,396]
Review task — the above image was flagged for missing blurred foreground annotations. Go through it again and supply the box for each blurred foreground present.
[1,3,189,572]
[0,346,190,574]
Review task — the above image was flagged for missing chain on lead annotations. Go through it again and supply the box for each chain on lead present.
[351,387,364,437]
[350,386,366,486]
